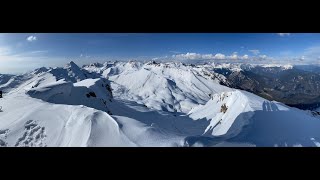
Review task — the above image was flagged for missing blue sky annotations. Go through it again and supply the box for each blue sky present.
[1,33,320,74]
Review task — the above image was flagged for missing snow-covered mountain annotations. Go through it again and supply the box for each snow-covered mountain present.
[96,61,229,113]
[1,61,320,147]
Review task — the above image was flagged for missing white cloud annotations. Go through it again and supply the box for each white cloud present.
[242,54,249,60]
[173,52,227,60]
[173,52,202,60]
[26,35,37,42]
[214,53,226,60]
[259,55,267,59]
[202,54,214,59]
[230,55,238,60]
[249,49,260,55]
[228,52,238,60]
[277,33,290,37]
[172,52,249,61]
[229,54,238,60]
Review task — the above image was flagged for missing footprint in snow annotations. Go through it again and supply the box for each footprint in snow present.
[15,120,47,147]
[0,129,9,147]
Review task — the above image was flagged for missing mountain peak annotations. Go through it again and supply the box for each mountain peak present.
[65,61,80,69]
[68,60,76,65]
[32,67,49,75]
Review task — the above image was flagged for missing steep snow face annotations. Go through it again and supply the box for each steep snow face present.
[189,90,255,136]
[100,61,230,113]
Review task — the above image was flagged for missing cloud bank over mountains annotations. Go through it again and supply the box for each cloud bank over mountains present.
[169,52,268,61]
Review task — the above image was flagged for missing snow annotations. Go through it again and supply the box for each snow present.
[1,61,320,147]
[189,90,254,136]
[26,78,112,113]
[0,93,134,147]
[189,89,320,146]
[105,61,230,113]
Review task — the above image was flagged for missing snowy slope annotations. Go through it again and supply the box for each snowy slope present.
[188,90,320,147]
[27,78,113,113]
[0,93,135,147]
[96,61,230,113]
[189,90,255,136]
